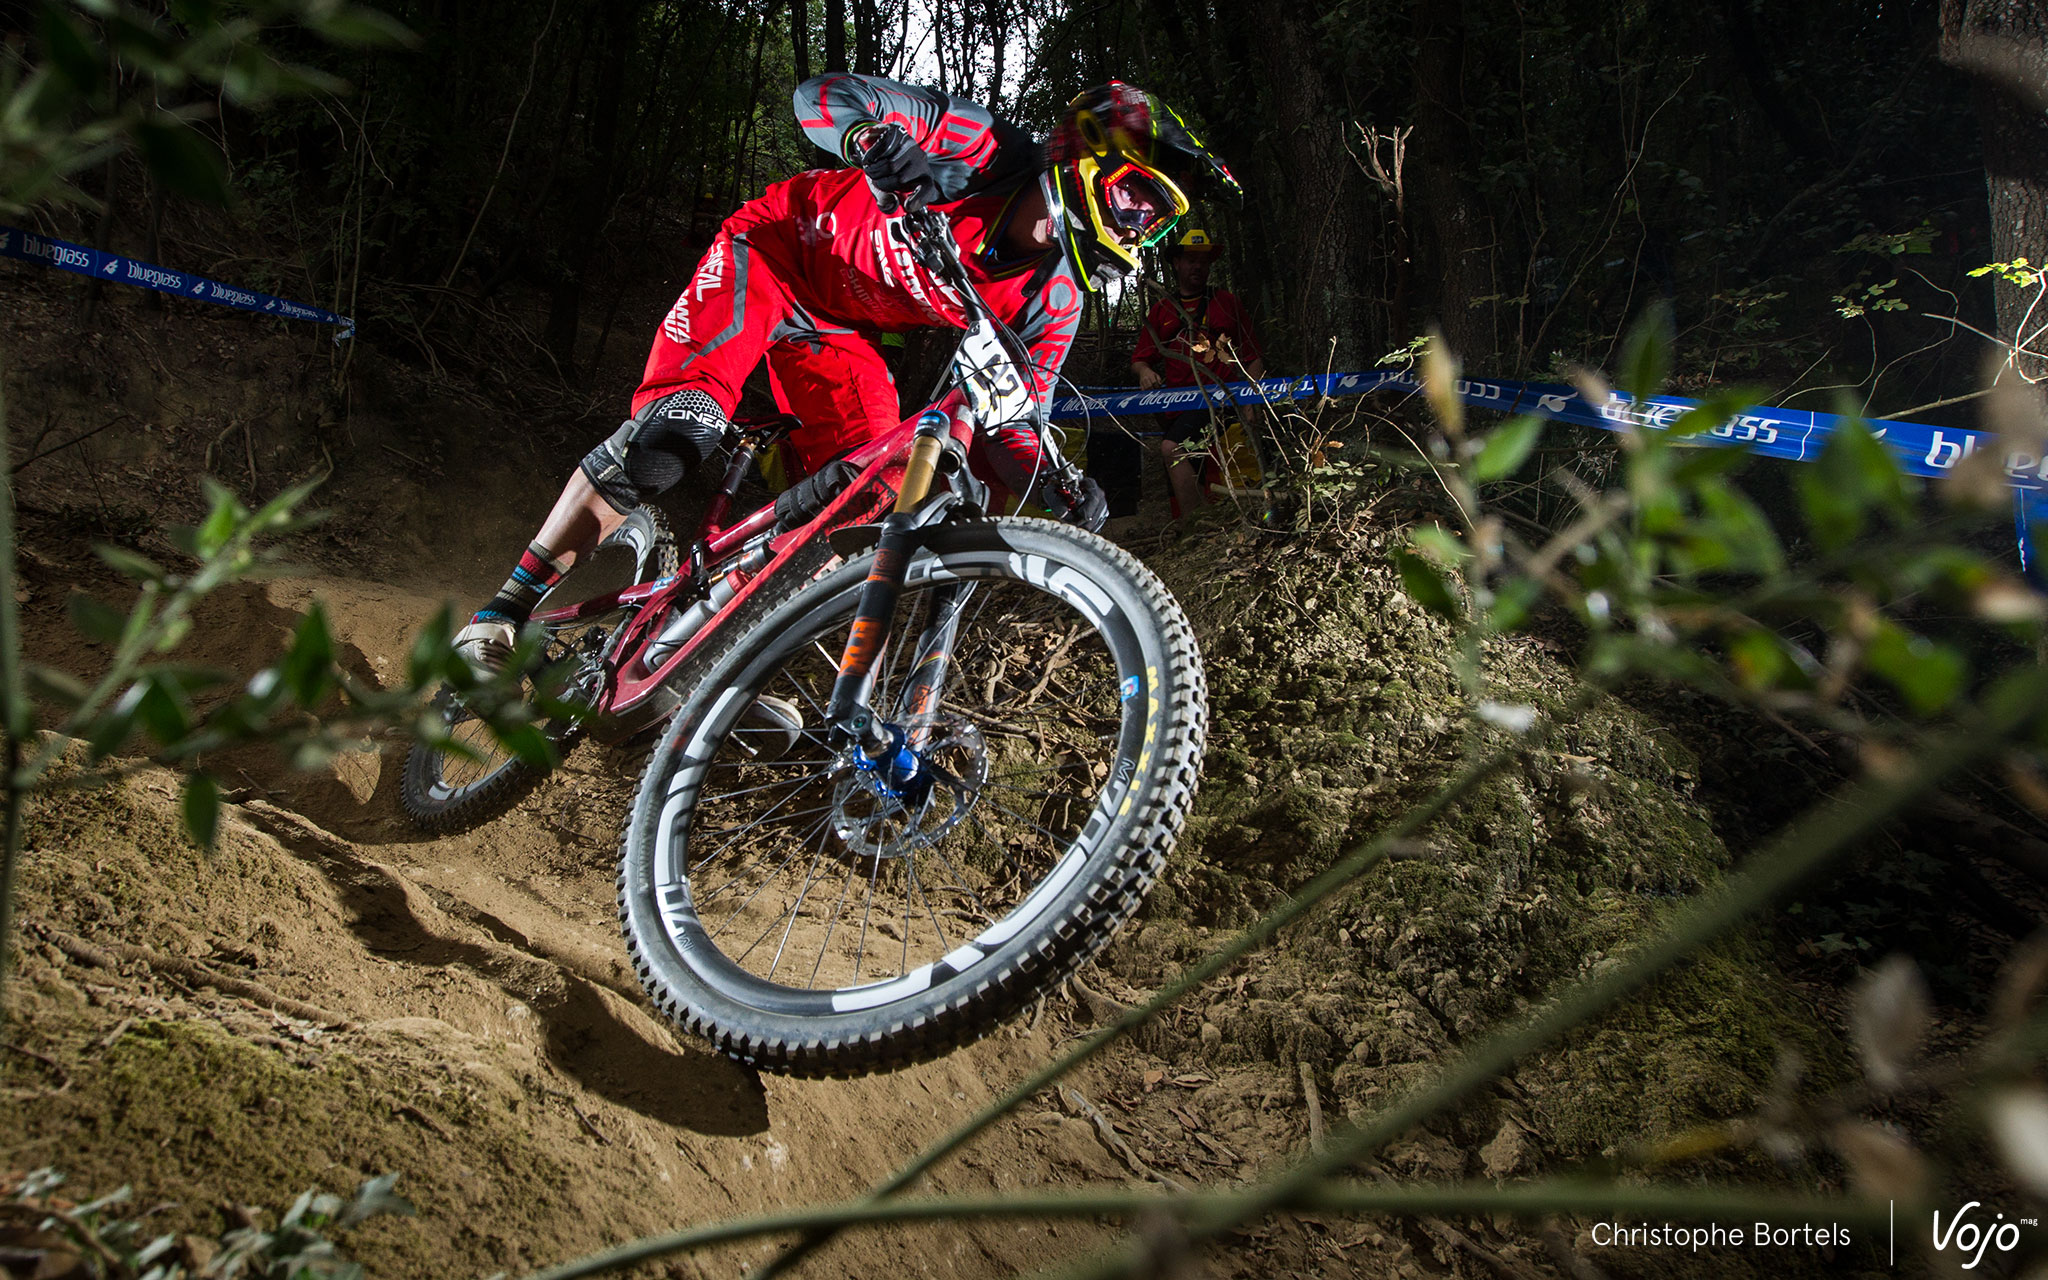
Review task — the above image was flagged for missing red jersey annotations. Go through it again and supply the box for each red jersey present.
[1132,288,1263,387]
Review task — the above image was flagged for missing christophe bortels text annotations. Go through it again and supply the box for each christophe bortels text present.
[1590,1222,1853,1252]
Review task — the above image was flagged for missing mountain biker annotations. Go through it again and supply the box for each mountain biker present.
[1129,227,1266,518]
[454,75,1240,674]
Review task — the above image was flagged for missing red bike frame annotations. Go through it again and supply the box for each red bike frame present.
[524,406,980,726]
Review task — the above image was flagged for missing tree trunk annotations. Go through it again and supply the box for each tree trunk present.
[825,0,847,72]
[853,0,880,74]
[1409,0,1498,370]
[790,0,811,83]
[1942,0,2048,380]
[544,0,638,380]
[1244,0,1368,367]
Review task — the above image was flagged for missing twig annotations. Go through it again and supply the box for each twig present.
[32,923,352,1028]
[397,1103,453,1140]
[1422,1217,1545,1280]
[1298,1060,1326,1151]
[1061,1086,1184,1192]
[570,1101,614,1146]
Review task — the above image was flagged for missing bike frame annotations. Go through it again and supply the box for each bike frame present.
[526,208,1045,746]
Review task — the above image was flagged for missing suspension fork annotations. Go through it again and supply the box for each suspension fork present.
[826,411,952,752]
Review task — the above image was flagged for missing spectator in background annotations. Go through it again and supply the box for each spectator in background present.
[1129,228,1266,517]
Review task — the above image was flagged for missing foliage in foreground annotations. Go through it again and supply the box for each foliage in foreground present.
[1,1167,411,1280]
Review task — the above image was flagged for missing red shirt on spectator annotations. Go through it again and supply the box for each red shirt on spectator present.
[1131,288,1263,387]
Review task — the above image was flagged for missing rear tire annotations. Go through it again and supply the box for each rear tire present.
[618,517,1206,1075]
[401,507,679,833]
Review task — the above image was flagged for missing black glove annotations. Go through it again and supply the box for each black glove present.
[854,123,940,214]
[1042,470,1109,532]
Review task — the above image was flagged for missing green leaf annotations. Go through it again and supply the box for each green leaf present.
[133,117,230,206]
[1801,417,1910,552]
[38,6,105,97]
[95,544,168,583]
[182,772,220,847]
[1670,388,1767,440]
[1391,549,1463,622]
[496,722,558,768]
[1617,301,1674,402]
[67,592,129,645]
[280,604,336,706]
[338,1173,416,1227]
[86,687,141,759]
[1471,416,1544,482]
[407,608,456,688]
[302,6,420,49]
[132,676,192,745]
[1410,524,1469,568]
[1866,623,1967,716]
[26,664,90,710]
[1727,628,1789,691]
[1486,578,1542,632]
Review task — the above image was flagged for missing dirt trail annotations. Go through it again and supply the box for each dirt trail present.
[0,273,1186,1278]
[5,556,1170,1279]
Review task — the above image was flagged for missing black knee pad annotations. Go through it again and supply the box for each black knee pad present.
[581,389,729,513]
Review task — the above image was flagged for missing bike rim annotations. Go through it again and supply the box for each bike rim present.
[645,551,1157,1016]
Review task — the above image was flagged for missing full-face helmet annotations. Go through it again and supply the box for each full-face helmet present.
[1043,82,1239,288]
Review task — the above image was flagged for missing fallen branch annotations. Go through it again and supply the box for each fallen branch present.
[32,922,352,1029]
[1061,1086,1185,1192]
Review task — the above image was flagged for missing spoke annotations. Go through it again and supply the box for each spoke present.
[904,854,953,957]
[688,792,840,872]
[688,764,836,873]
[808,850,866,990]
[706,809,836,943]
[689,799,841,898]
[695,764,836,806]
[851,840,886,984]
[975,793,1088,851]
[927,842,996,923]
[764,816,843,980]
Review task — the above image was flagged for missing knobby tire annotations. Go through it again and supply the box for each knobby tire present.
[617,517,1206,1076]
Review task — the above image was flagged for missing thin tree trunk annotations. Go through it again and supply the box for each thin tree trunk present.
[1409,0,1498,369]
[1942,0,2048,380]
[790,0,811,83]
[825,0,847,72]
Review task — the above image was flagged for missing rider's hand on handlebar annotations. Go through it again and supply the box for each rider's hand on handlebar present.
[1040,470,1109,533]
[854,123,941,215]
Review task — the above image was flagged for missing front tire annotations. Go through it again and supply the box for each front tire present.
[618,517,1206,1075]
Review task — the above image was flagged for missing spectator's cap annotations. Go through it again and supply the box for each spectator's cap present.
[1166,228,1220,260]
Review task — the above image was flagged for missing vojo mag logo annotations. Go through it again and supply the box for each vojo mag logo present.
[1931,1201,2032,1269]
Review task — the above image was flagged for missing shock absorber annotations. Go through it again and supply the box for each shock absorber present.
[644,539,773,670]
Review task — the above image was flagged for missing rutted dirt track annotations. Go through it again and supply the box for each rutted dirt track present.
[6,563,1156,1278]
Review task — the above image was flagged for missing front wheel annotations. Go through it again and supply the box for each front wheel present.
[618,517,1206,1075]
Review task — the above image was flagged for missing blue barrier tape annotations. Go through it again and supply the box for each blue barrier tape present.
[0,225,353,342]
[1053,370,2040,578]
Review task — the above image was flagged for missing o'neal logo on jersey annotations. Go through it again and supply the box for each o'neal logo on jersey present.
[663,240,733,345]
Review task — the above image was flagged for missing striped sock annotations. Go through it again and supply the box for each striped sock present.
[475,541,569,627]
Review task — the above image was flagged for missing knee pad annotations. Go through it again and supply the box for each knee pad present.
[581,388,729,513]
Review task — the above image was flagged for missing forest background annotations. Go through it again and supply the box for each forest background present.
[13,0,2043,416]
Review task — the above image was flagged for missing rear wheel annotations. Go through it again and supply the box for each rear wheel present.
[618,517,1206,1075]
[401,507,679,833]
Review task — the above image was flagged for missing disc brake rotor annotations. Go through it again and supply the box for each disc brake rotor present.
[831,718,988,860]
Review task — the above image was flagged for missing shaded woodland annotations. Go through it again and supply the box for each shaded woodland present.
[8,0,2037,412]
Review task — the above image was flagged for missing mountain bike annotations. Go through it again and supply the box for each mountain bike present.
[400,209,1208,1075]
